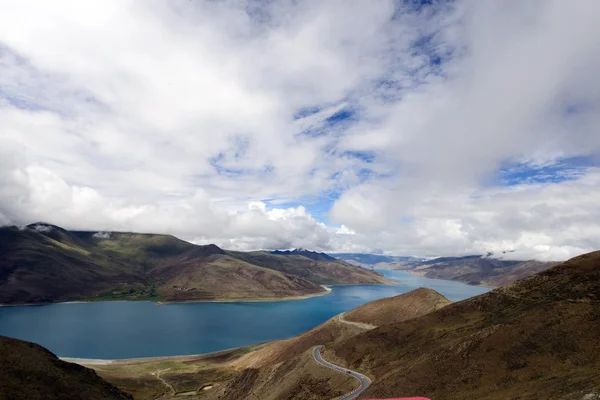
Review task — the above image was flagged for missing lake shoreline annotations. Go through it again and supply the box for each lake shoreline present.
[0,285,334,307]
[0,276,490,360]
[157,285,333,304]
[376,268,497,289]
[60,343,255,365]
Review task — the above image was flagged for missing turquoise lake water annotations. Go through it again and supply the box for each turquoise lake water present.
[0,270,491,359]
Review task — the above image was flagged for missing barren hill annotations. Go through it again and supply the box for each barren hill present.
[343,287,451,326]
[327,251,600,399]
[204,287,451,400]
[0,224,390,305]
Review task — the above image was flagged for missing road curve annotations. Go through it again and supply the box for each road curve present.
[312,345,371,400]
[338,312,377,330]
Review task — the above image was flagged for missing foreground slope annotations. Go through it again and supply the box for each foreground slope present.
[0,224,388,304]
[328,251,600,399]
[200,288,451,400]
[0,335,132,400]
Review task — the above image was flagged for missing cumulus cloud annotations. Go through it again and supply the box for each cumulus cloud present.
[0,0,599,260]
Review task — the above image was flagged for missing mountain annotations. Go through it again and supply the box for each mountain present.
[327,251,600,399]
[0,335,132,400]
[228,250,392,285]
[379,254,559,287]
[0,224,390,305]
[331,253,421,265]
[195,251,600,400]
[270,248,337,261]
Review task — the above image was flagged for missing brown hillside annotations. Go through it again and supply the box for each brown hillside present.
[327,251,600,400]
[234,316,363,370]
[0,336,132,400]
[1,224,389,304]
[154,254,324,302]
[209,351,356,400]
[386,256,559,287]
[234,287,449,370]
[226,250,394,285]
[343,287,451,326]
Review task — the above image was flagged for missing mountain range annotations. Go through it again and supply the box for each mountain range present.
[335,253,559,287]
[0,223,390,305]
[200,251,599,400]
[1,251,598,399]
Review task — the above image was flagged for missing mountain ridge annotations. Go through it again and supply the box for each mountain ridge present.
[270,248,337,261]
[0,224,390,305]
[334,252,559,287]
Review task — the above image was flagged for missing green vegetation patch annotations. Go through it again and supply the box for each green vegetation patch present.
[88,284,164,302]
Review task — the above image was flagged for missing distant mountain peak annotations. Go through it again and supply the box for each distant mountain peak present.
[189,243,226,257]
[26,222,63,233]
[92,231,112,239]
[270,248,336,261]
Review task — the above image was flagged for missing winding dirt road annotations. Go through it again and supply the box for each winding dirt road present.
[312,345,371,400]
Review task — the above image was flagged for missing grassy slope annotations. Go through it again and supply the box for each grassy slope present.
[327,251,600,400]
[88,350,244,400]
[0,225,388,304]
[0,227,142,304]
[0,335,132,400]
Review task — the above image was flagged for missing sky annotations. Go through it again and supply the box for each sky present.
[1,0,599,261]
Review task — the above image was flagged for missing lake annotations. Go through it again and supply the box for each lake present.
[0,270,491,359]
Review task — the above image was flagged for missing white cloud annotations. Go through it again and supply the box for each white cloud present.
[0,0,599,261]
[336,225,356,235]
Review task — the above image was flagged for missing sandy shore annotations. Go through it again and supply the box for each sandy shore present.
[60,357,115,365]
[1,287,333,307]
[157,286,333,304]
[60,345,252,366]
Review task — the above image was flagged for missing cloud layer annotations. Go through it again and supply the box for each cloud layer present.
[1,0,599,260]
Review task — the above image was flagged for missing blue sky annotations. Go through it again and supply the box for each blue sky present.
[497,157,598,187]
[0,0,599,260]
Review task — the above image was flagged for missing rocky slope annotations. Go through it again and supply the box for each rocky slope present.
[0,335,132,400]
[0,223,389,305]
